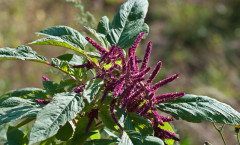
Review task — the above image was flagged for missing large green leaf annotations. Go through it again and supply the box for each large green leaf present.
[29,92,85,144]
[83,78,104,104]
[157,94,240,125]
[118,131,164,145]
[36,25,87,49]
[0,46,48,63]
[0,97,41,125]
[104,0,149,49]
[7,126,28,145]
[29,36,85,53]
[0,88,48,100]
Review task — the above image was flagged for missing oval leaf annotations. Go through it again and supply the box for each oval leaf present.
[29,92,85,144]
[0,97,41,125]
[106,0,149,49]
[36,25,87,49]
[0,46,48,63]
[157,94,240,125]
[29,36,85,53]
[0,87,48,100]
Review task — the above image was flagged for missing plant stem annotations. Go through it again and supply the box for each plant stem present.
[212,123,227,145]
[236,131,240,145]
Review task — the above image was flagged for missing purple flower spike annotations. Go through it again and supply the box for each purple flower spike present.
[86,37,108,54]
[42,75,49,81]
[152,110,164,126]
[151,73,179,91]
[132,67,151,78]
[129,56,136,73]
[86,108,99,132]
[147,61,162,84]
[109,45,116,55]
[113,77,125,98]
[131,32,146,54]
[160,116,173,122]
[154,127,180,141]
[154,92,185,104]
[134,56,139,73]
[117,47,127,73]
[110,99,123,130]
[35,99,50,105]
[140,41,152,71]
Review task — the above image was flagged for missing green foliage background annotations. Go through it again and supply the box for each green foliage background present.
[0,0,240,144]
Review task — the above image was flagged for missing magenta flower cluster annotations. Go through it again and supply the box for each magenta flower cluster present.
[80,33,185,142]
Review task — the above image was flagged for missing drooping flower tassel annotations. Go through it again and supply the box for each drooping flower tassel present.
[110,99,123,130]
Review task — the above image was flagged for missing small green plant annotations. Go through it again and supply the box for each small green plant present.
[1,0,240,145]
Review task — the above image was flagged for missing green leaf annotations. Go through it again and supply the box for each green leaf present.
[84,139,118,145]
[128,112,154,136]
[72,116,97,145]
[0,46,48,63]
[118,131,164,145]
[0,88,48,100]
[98,105,118,131]
[142,136,164,145]
[83,78,104,104]
[106,0,149,49]
[0,97,41,125]
[36,25,87,49]
[7,126,27,145]
[58,79,76,90]
[85,52,101,58]
[29,36,85,53]
[57,53,85,66]
[157,94,240,125]
[102,128,120,141]
[51,58,75,75]
[97,16,110,35]
[29,92,85,144]
[85,26,110,49]
[56,121,74,141]
[118,131,142,145]
[159,122,174,145]
[43,81,65,96]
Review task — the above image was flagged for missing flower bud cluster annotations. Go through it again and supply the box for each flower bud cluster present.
[76,33,185,142]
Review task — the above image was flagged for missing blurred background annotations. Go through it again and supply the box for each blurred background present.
[0,0,240,144]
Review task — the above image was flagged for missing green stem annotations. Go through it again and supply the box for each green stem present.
[212,123,227,145]
[237,132,240,145]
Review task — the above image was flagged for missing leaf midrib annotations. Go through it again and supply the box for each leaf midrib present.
[114,1,136,46]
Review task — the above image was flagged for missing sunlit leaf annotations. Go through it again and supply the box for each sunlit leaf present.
[0,46,48,63]
[157,94,240,125]
[29,92,85,144]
